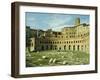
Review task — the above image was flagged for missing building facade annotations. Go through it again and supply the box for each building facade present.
[30,18,89,53]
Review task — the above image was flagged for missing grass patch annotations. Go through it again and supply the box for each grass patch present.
[26,50,89,67]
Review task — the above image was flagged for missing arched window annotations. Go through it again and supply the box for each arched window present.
[78,41,80,43]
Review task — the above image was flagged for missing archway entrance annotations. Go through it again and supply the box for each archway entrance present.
[64,45,66,50]
[73,45,75,50]
[69,45,71,50]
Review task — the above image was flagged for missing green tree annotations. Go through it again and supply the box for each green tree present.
[26,26,33,52]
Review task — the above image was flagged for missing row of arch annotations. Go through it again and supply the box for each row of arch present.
[39,40,85,44]
[37,45,87,51]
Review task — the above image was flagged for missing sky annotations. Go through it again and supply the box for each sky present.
[25,12,90,31]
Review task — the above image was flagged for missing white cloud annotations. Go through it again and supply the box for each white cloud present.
[52,24,74,31]
[46,14,75,29]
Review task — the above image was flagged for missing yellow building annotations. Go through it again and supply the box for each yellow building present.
[30,18,89,53]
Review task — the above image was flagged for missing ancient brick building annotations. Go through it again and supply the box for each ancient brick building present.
[30,18,89,53]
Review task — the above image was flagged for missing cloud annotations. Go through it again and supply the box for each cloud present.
[26,12,89,31]
[52,24,74,31]
[47,15,67,27]
[46,14,75,30]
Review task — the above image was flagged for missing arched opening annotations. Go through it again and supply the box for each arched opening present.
[81,45,83,51]
[59,47,61,50]
[50,45,52,50]
[41,45,44,50]
[69,45,71,50]
[64,45,66,50]
[77,45,79,51]
[73,45,75,50]
[46,45,48,50]
[55,45,57,50]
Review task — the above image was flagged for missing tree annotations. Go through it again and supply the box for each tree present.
[26,26,33,52]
